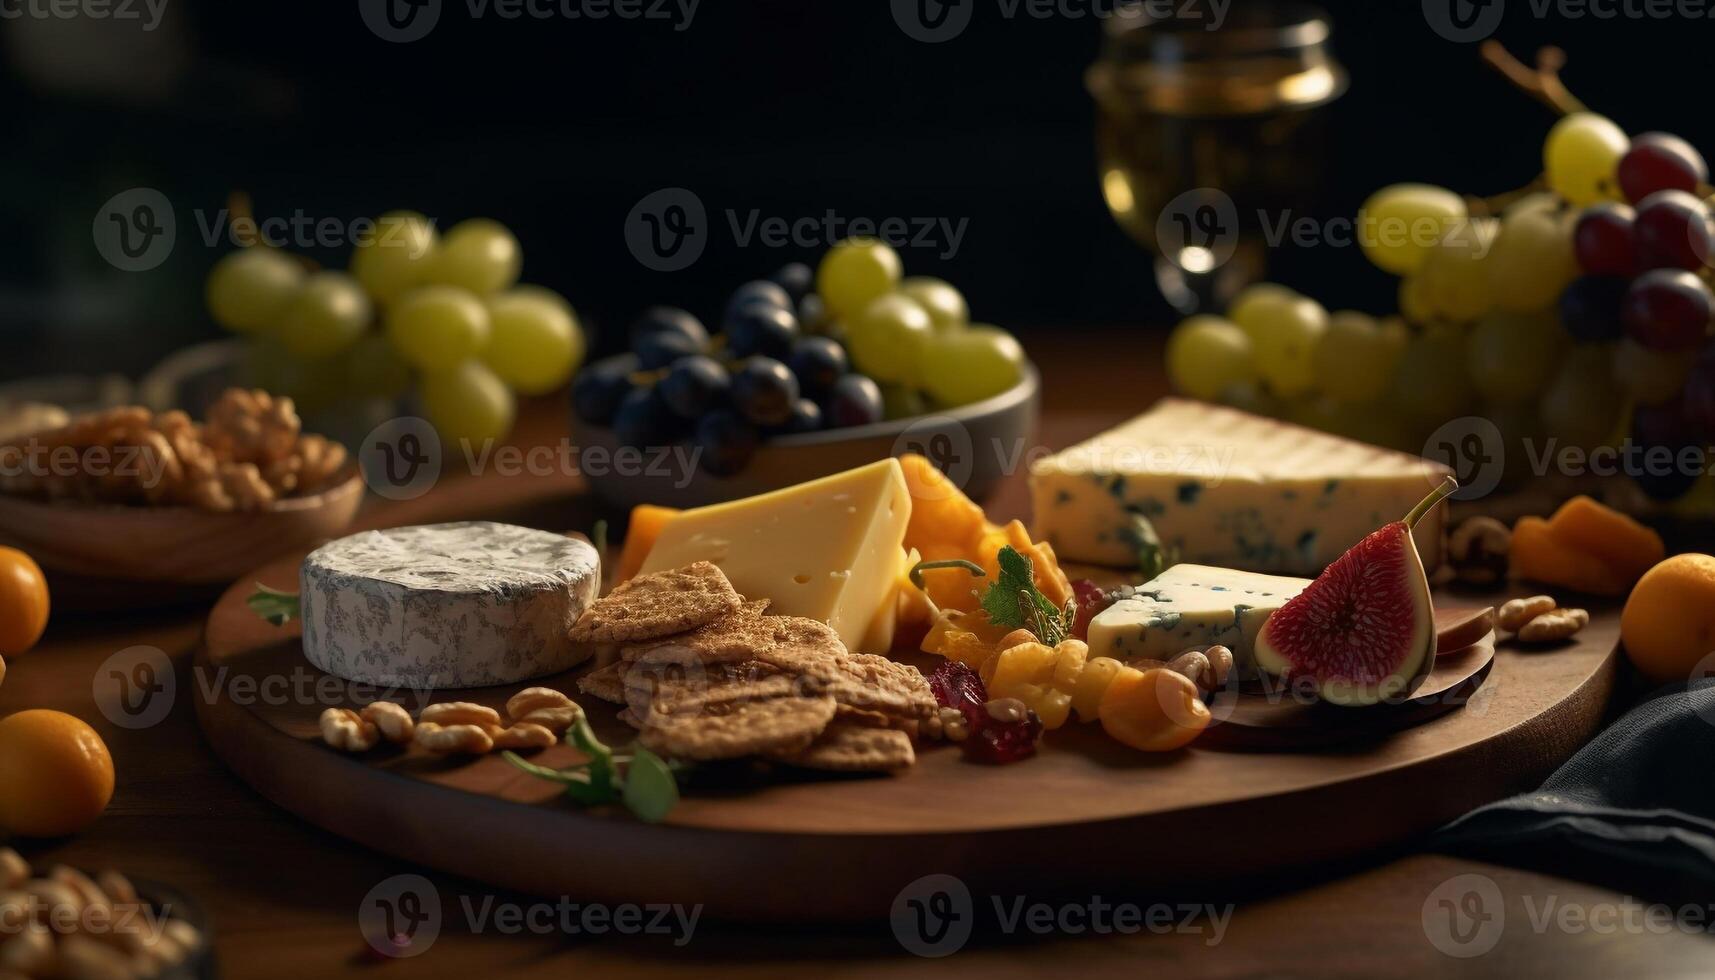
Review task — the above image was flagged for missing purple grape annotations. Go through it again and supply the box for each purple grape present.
[1572,203,1637,277]
[729,357,799,427]
[775,398,823,435]
[612,386,677,448]
[658,355,730,419]
[723,280,793,321]
[822,374,884,429]
[768,262,815,303]
[725,303,799,360]
[1559,276,1629,342]
[635,329,703,370]
[1619,133,1709,203]
[1623,269,1714,351]
[694,409,759,477]
[1630,401,1701,501]
[571,362,633,425]
[786,336,848,397]
[1633,190,1714,271]
[630,306,707,348]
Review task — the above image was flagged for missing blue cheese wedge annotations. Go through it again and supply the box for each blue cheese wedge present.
[301,522,600,688]
[1029,398,1450,575]
[1087,563,1310,669]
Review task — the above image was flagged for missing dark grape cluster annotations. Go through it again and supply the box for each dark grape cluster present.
[571,263,887,476]
[1562,132,1715,500]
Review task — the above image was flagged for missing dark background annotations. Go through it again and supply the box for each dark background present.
[1,0,1706,380]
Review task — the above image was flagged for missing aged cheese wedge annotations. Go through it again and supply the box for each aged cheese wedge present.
[1087,563,1310,670]
[301,522,600,688]
[637,459,912,654]
[1029,398,1451,575]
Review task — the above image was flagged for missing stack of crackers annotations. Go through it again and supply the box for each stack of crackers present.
[569,561,935,772]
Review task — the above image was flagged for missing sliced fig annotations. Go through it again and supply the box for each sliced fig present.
[1254,477,1458,706]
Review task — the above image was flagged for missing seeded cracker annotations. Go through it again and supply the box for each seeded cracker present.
[769,723,916,772]
[639,688,838,760]
[576,662,627,704]
[568,561,742,643]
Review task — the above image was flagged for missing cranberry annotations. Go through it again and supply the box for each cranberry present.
[928,661,987,729]
[1070,578,1114,640]
[964,702,1044,764]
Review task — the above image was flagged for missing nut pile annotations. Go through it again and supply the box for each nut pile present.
[0,848,203,979]
[318,688,578,756]
[1447,517,1512,587]
[0,388,346,513]
[1498,594,1590,644]
[574,562,935,772]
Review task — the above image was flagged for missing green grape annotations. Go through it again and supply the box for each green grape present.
[1216,380,1284,418]
[1236,295,1327,397]
[507,283,574,316]
[254,339,343,414]
[899,277,968,332]
[1336,404,1416,453]
[387,285,492,373]
[483,290,585,395]
[1503,191,1562,221]
[1417,218,1498,321]
[1485,204,1577,313]
[351,210,439,305]
[1393,324,1476,429]
[1540,344,1623,448]
[430,218,522,295]
[206,248,305,334]
[1227,283,1300,327]
[343,333,413,401]
[845,294,933,385]
[1398,274,1434,326]
[1166,315,1257,400]
[1466,310,1567,405]
[1311,311,1407,403]
[817,239,902,319]
[881,385,928,420]
[420,360,516,446]
[1614,338,1694,405]
[276,270,371,360]
[1544,112,1628,207]
[1285,395,1343,434]
[1357,184,1467,275]
[921,324,1026,406]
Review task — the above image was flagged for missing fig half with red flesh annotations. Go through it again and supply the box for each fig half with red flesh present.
[1254,477,1458,706]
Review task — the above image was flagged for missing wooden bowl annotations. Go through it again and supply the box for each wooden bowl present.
[0,469,364,588]
[570,356,1040,510]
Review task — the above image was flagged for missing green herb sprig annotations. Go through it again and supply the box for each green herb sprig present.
[503,710,681,823]
[247,584,302,626]
[910,547,1072,646]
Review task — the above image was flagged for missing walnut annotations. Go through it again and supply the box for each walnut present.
[1448,517,1512,588]
[204,388,300,464]
[1518,607,1589,643]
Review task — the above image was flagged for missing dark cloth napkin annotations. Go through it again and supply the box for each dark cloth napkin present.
[1434,678,1715,905]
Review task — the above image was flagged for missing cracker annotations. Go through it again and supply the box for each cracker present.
[768,723,916,772]
[576,662,628,705]
[640,690,837,760]
[616,707,643,729]
[823,653,936,726]
[568,561,742,643]
[624,657,789,718]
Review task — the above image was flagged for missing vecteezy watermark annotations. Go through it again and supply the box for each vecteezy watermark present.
[625,187,970,271]
[1423,873,1715,958]
[892,0,1229,43]
[1424,414,1715,501]
[93,194,437,271]
[360,417,444,502]
[359,875,701,958]
[891,874,1232,956]
[359,0,698,42]
[93,646,445,730]
[0,0,169,30]
[1424,0,1715,43]
[0,893,174,946]
[1154,187,1484,273]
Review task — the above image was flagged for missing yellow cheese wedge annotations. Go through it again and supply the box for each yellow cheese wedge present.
[637,459,913,653]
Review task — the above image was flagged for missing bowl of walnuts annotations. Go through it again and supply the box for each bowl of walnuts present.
[0,387,363,599]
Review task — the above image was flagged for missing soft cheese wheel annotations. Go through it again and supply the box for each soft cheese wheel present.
[300,522,599,688]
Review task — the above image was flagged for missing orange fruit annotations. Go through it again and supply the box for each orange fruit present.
[1620,554,1715,685]
[0,710,115,837]
[0,546,49,656]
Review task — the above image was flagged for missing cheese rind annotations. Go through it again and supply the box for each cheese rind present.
[1087,563,1310,669]
[637,459,912,654]
[1029,398,1450,575]
[301,522,599,688]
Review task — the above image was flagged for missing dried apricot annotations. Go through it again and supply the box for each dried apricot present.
[1097,667,1210,752]
[1511,516,1633,596]
[1547,496,1665,586]
[614,504,680,583]
[899,453,986,552]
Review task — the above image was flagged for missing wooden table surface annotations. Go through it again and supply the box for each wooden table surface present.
[3,338,1711,978]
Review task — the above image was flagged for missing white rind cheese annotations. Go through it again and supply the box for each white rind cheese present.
[1029,398,1450,575]
[301,522,600,688]
[1087,563,1310,670]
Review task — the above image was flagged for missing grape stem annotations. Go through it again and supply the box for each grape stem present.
[1479,41,1586,116]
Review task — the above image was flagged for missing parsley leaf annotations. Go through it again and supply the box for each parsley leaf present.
[247,584,301,626]
[979,546,1068,645]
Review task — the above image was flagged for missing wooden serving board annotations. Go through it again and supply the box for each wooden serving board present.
[197,554,1618,922]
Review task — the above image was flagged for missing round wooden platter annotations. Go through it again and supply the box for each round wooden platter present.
[197,554,1618,923]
